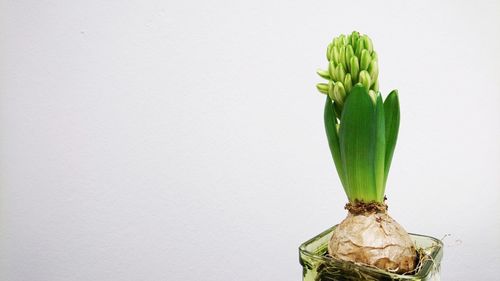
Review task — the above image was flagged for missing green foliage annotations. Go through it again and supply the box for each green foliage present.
[383,90,401,187]
[319,32,400,203]
[324,85,400,203]
[324,96,347,199]
[338,86,378,201]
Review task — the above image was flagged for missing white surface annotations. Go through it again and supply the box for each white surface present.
[1,0,499,280]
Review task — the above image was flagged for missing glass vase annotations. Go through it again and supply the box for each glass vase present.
[299,225,443,281]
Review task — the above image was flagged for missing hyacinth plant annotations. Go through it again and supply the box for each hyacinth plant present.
[315,32,416,274]
[316,32,400,204]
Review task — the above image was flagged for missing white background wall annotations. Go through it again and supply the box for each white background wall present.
[1,0,499,280]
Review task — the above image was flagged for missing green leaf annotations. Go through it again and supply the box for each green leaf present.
[324,96,349,199]
[339,85,377,202]
[374,93,386,201]
[383,90,400,186]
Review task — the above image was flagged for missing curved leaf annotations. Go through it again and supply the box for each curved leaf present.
[339,85,377,202]
[383,90,400,186]
[324,96,348,199]
[374,93,386,201]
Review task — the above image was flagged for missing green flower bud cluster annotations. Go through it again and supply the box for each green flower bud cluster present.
[316,31,379,109]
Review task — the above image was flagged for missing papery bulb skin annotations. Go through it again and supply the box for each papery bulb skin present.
[328,211,417,274]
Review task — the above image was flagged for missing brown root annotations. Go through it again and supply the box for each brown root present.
[328,211,417,274]
[410,243,440,275]
[344,199,388,215]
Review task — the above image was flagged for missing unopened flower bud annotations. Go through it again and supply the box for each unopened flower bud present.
[339,46,346,66]
[328,80,335,100]
[355,39,364,57]
[335,64,346,83]
[333,37,341,47]
[368,60,378,82]
[317,69,330,79]
[332,46,340,65]
[350,56,359,81]
[328,60,336,80]
[345,45,354,70]
[362,35,373,53]
[349,31,359,47]
[316,83,329,94]
[334,34,347,47]
[340,35,347,46]
[368,90,377,104]
[360,49,371,70]
[344,73,353,94]
[333,82,346,105]
[359,70,371,90]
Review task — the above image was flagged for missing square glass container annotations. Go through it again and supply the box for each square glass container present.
[299,225,443,281]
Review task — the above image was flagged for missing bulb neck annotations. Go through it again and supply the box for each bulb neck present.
[345,199,388,215]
